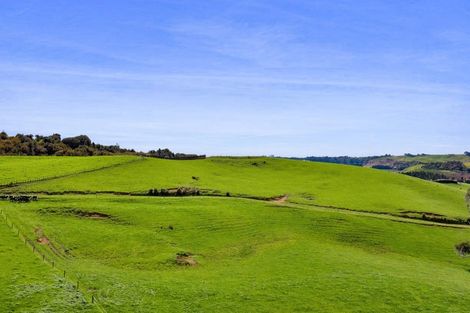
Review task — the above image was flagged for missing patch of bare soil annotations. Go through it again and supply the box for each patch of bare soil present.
[39,208,112,219]
[271,195,288,203]
[34,227,49,245]
[77,211,111,219]
[176,252,197,266]
[33,227,69,257]
[37,236,50,245]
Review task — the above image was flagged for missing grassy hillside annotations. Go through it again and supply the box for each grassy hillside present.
[390,154,470,163]
[1,195,470,312]
[8,157,469,219]
[0,215,96,312]
[0,155,139,186]
[364,154,470,183]
[1,156,469,312]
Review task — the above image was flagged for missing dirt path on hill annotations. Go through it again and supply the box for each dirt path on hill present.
[271,195,288,203]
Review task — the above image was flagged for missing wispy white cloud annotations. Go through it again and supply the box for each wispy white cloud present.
[1,0,469,155]
[1,62,469,98]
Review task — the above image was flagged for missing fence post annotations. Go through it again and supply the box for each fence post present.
[0,207,108,313]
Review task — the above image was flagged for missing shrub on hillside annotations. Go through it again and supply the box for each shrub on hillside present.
[62,135,92,149]
[404,171,447,181]
[422,161,466,171]
[455,242,470,256]
[147,187,200,197]
[371,165,393,170]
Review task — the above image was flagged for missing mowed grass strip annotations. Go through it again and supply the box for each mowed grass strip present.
[2,195,470,313]
[0,155,139,186]
[13,157,470,218]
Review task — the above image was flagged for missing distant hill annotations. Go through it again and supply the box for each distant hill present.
[292,155,390,166]
[298,153,470,183]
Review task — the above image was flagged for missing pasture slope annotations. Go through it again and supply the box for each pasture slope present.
[0,212,97,312]
[6,157,469,218]
[0,156,469,312]
[0,155,139,187]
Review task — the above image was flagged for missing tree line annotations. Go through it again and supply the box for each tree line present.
[0,132,205,159]
[293,155,391,166]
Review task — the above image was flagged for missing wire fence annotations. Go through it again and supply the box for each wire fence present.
[0,207,107,313]
[0,157,144,190]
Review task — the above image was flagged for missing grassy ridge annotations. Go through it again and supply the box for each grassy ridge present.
[387,154,470,163]
[1,195,469,312]
[0,155,138,186]
[11,157,470,218]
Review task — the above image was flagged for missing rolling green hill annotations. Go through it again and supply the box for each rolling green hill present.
[387,154,470,163]
[364,154,470,183]
[0,156,469,312]
[0,155,138,186]
[6,157,469,219]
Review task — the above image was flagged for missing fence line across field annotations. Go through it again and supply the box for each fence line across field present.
[0,208,107,313]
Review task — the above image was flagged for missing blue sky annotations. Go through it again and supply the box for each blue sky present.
[0,0,469,156]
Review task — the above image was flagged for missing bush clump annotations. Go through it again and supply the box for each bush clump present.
[148,187,200,197]
[5,195,38,202]
[455,242,470,256]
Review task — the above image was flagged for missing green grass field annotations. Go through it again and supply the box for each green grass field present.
[0,213,97,312]
[1,156,469,312]
[6,157,469,218]
[0,155,138,186]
